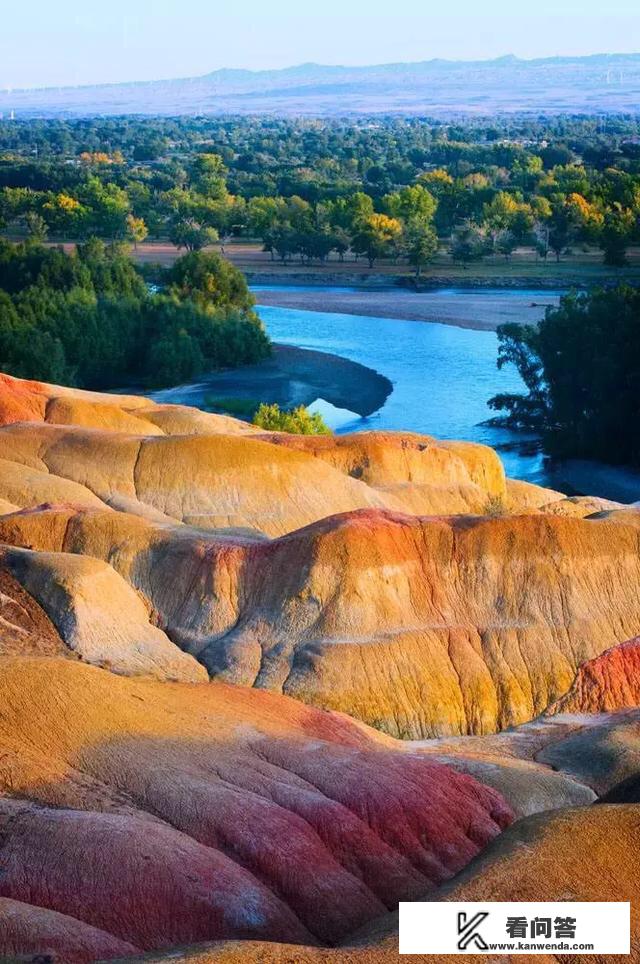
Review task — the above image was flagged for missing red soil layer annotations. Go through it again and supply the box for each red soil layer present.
[549,636,640,714]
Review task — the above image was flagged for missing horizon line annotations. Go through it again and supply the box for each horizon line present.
[2,50,640,96]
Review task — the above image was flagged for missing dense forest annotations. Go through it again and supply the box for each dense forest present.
[1,116,639,461]
[490,286,640,466]
[1,116,640,271]
[0,241,270,388]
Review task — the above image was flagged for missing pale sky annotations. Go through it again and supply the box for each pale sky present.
[2,0,638,89]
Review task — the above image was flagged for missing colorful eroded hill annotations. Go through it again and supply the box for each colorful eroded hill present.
[0,371,639,962]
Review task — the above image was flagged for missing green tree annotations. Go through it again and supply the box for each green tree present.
[489,287,640,466]
[126,214,148,249]
[599,208,634,267]
[166,249,257,314]
[169,219,218,252]
[383,184,437,223]
[405,221,439,278]
[450,224,487,266]
[547,202,574,262]
[24,212,48,242]
[80,178,131,239]
[252,403,331,435]
[351,214,402,268]
[192,153,228,199]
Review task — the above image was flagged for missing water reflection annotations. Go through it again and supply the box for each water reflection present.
[256,301,546,483]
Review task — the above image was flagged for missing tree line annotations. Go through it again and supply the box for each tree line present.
[1,117,640,271]
[0,241,270,388]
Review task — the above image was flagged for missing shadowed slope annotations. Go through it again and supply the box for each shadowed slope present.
[0,897,140,962]
[0,567,67,658]
[0,657,512,956]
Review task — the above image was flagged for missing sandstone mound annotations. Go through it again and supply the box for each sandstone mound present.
[2,372,640,737]
[505,477,564,511]
[539,494,626,517]
[120,801,640,964]
[0,545,206,682]
[3,371,640,963]
[434,804,640,962]
[123,804,640,963]
[536,710,640,795]
[0,373,48,425]
[547,637,640,714]
[113,939,554,964]
[0,421,389,535]
[411,740,596,817]
[3,502,640,736]
[0,372,559,526]
[258,431,510,515]
[413,709,640,810]
[0,372,254,436]
[0,657,511,958]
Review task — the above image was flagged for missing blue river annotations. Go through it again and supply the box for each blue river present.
[255,296,546,484]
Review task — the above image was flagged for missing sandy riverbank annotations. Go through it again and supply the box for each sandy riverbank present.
[254,286,560,331]
[149,344,392,417]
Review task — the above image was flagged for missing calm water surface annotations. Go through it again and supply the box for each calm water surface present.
[255,293,546,484]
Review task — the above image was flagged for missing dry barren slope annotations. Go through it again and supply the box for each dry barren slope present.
[173,805,640,964]
[1,373,640,963]
[0,656,512,960]
[0,373,513,527]
[3,501,640,737]
[1,373,640,736]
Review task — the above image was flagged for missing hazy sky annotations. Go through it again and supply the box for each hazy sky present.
[2,0,638,89]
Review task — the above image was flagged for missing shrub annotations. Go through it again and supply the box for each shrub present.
[252,403,331,435]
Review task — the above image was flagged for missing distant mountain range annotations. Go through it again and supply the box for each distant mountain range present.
[2,54,640,118]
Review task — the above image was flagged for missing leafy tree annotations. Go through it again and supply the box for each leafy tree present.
[80,177,130,239]
[599,208,634,266]
[565,193,604,242]
[405,220,439,278]
[125,214,148,249]
[169,219,218,252]
[489,287,640,465]
[166,250,256,313]
[25,212,48,242]
[50,193,89,236]
[252,403,331,435]
[450,224,487,266]
[496,230,517,261]
[0,241,270,389]
[191,153,228,200]
[351,213,402,267]
[547,202,574,262]
[540,144,575,169]
[383,184,437,223]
